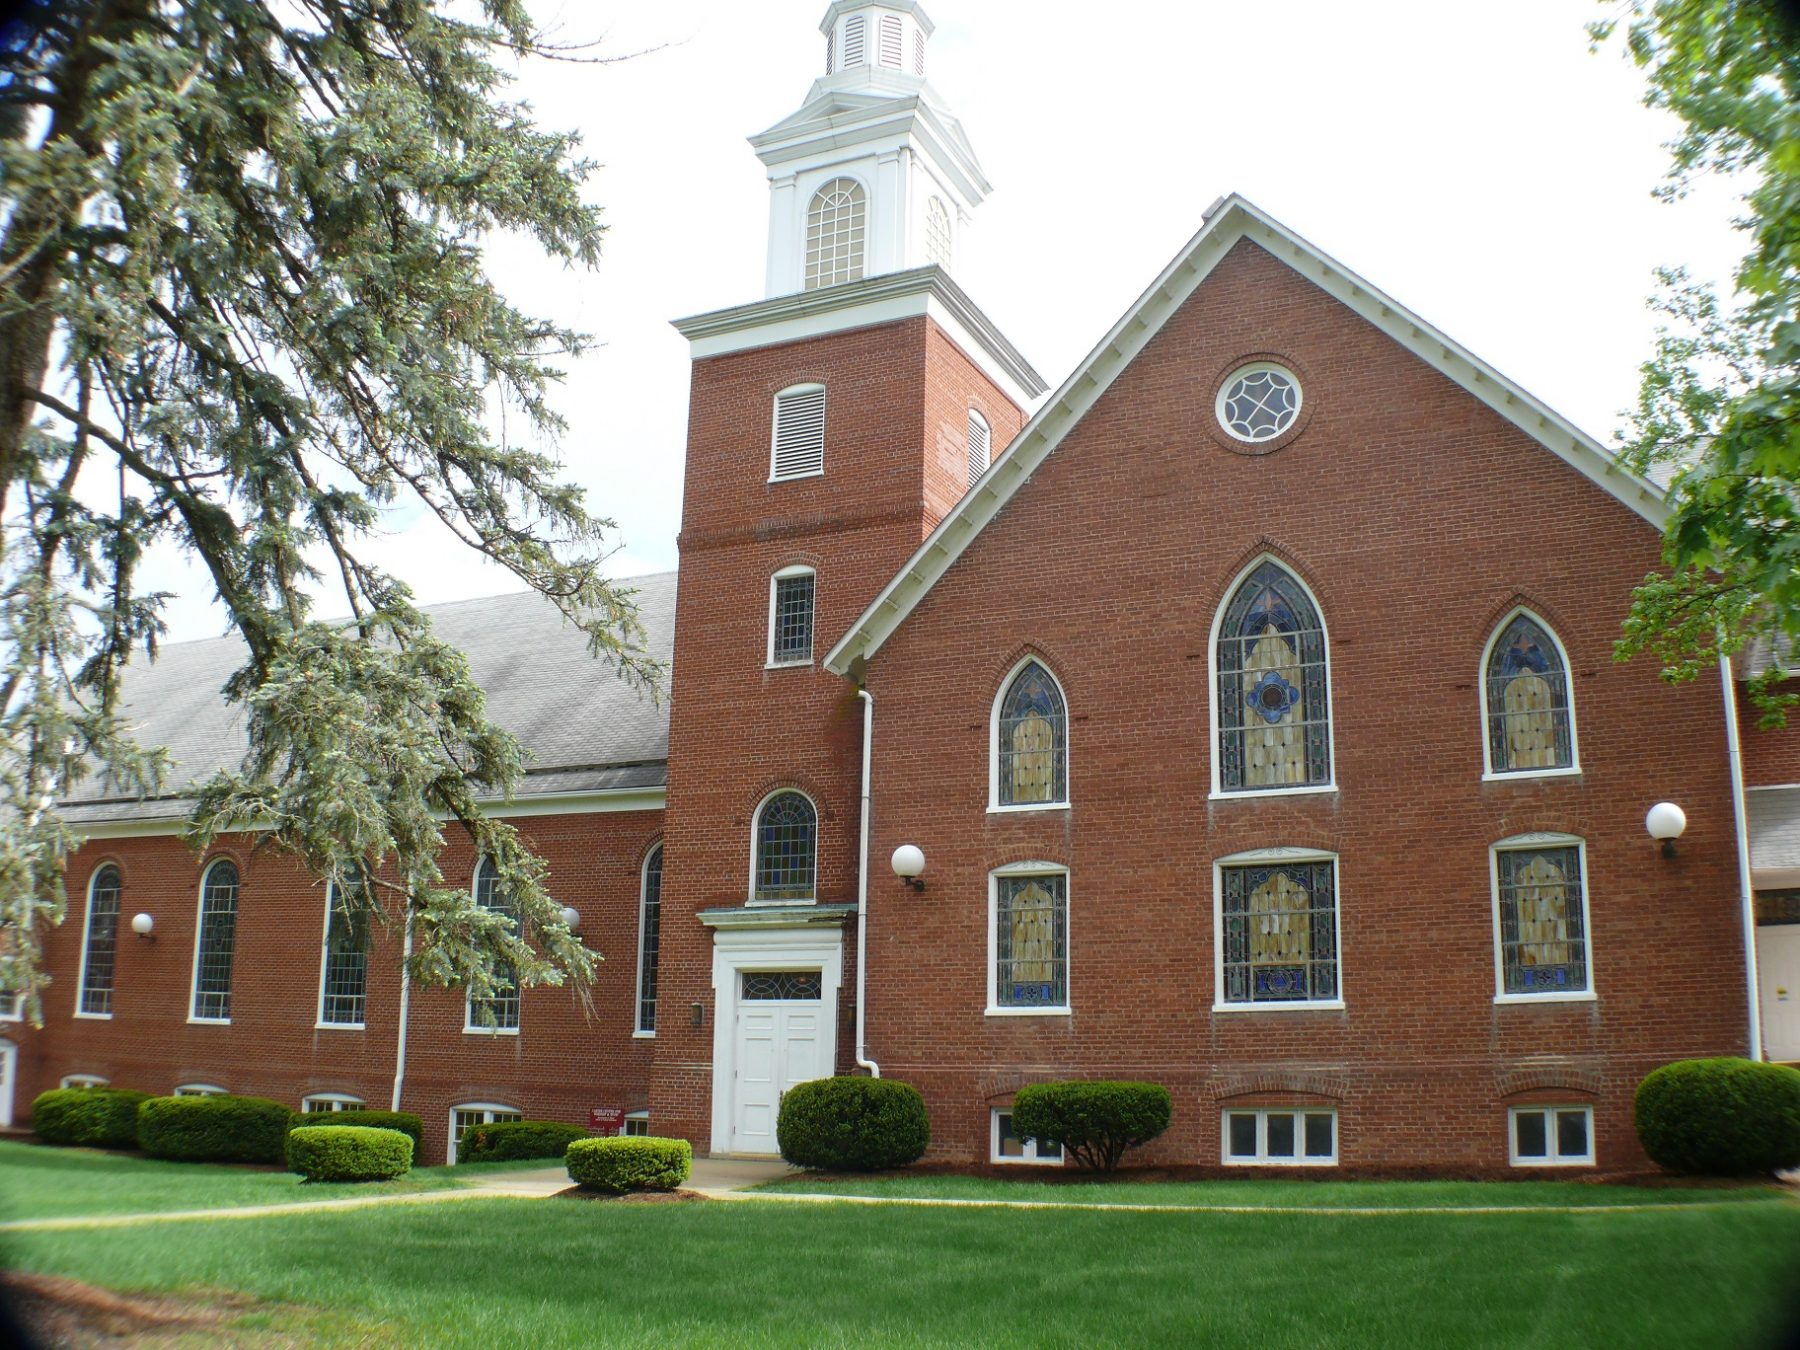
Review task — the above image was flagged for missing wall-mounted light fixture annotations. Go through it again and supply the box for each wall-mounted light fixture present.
[1646,802,1688,859]
[130,912,155,941]
[559,906,582,932]
[891,844,926,892]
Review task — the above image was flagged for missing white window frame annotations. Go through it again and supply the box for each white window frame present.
[1206,553,1339,800]
[187,859,238,1026]
[60,1074,108,1090]
[1212,847,1347,1013]
[620,1110,650,1137]
[1507,1104,1595,1167]
[301,1092,366,1113]
[634,843,662,1038]
[1221,1107,1339,1166]
[990,1108,1064,1166]
[75,862,122,1020]
[174,1083,226,1098]
[1214,361,1304,444]
[748,788,820,906]
[1478,607,1582,781]
[448,1101,522,1164]
[986,861,1071,1017]
[0,991,19,1023]
[988,655,1072,814]
[769,383,828,482]
[464,858,522,1035]
[315,880,367,1031]
[766,565,818,668]
[1489,833,1596,1005]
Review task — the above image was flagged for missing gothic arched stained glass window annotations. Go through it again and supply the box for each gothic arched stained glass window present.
[754,792,817,902]
[1485,612,1575,775]
[996,661,1067,807]
[1216,561,1331,792]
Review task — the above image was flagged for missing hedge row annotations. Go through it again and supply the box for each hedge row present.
[457,1119,587,1163]
[31,1087,151,1149]
[137,1095,295,1164]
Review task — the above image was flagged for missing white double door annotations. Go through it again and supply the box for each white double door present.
[1759,925,1800,1063]
[730,973,828,1154]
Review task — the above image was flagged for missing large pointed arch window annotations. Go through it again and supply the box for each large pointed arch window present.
[466,858,520,1031]
[77,865,123,1016]
[1215,561,1332,792]
[636,844,662,1034]
[754,792,817,903]
[805,178,867,290]
[1484,611,1576,775]
[190,860,239,1022]
[993,660,1068,808]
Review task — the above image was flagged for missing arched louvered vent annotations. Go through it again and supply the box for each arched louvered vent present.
[772,385,827,480]
[842,15,865,68]
[879,15,903,68]
[967,410,991,486]
[913,28,926,74]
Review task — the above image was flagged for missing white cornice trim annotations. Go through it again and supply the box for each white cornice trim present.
[819,1,934,36]
[823,194,1669,675]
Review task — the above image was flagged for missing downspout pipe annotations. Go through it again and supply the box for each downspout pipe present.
[390,912,416,1110]
[855,688,880,1077]
[1719,652,1763,1062]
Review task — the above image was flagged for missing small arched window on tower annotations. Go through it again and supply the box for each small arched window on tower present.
[754,791,817,903]
[879,14,904,68]
[1215,561,1332,793]
[926,196,953,273]
[805,178,866,290]
[993,660,1068,808]
[1483,610,1576,776]
[842,14,866,68]
[966,409,990,486]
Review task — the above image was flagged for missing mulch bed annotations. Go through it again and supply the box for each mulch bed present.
[550,1186,708,1204]
[1,1272,293,1348]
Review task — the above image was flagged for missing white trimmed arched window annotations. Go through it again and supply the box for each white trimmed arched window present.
[77,864,123,1017]
[1482,609,1578,777]
[926,196,953,272]
[635,844,662,1035]
[768,565,817,666]
[190,859,239,1022]
[317,877,369,1028]
[465,858,520,1032]
[991,658,1068,810]
[805,178,867,290]
[752,790,817,903]
[1212,558,1334,794]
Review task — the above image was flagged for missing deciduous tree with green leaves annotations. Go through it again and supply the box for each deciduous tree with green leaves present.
[1593,0,1800,721]
[0,0,657,1022]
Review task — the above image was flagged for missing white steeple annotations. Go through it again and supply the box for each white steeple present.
[750,2,990,298]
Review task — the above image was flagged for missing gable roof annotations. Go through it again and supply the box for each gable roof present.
[61,571,677,830]
[823,194,1670,676]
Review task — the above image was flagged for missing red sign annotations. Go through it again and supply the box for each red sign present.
[587,1107,624,1132]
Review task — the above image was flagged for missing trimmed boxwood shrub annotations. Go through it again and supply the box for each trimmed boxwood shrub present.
[32,1087,150,1149]
[136,1094,294,1164]
[777,1076,929,1171]
[458,1119,587,1163]
[1635,1057,1800,1176]
[286,1125,413,1182]
[1010,1081,1172,1172]
[288,1109,424,1155]
[566,1137,692,1193]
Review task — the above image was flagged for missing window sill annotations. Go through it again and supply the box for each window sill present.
[1209,784,1339,802]
[1212,1000,1346,1014]
[314,1021,366,1032]
[764,660,813,671]
[1223,1156,1339,1168]
[632,1029,656,1040]
[993,1154,1065,1167]
[1493,991,1597,1006]
[1482,767,1582,783]
[72,1011,113,1021]
[1509,1157,1595,1168]
[985,1006,1071,1018]
[462,1026,522,1037]
[186,1016,231,1026]
[746,897,817,908]
[767,469,825,484]
[986,803,1071,816]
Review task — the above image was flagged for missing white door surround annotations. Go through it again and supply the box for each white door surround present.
[709,923,843,1156]
[1758,925,1800,1063]
[0,1039,16,1129]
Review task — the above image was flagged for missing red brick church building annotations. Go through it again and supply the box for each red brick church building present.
[7,1,1798,1173]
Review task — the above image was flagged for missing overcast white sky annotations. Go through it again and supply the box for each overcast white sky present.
[143,0,1746,641]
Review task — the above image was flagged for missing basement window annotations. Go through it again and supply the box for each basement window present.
[1509,1105,1593,1166]
[1222,1108,1337,1165]
[991,1109,1062,1166]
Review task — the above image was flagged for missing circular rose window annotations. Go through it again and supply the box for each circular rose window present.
[1216,363,1302,443]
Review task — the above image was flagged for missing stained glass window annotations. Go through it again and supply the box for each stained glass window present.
[741,970,823,1000]
[1496,844,1587,996]
[319,879,368,1026]
[469,858,520,1029]
[637,845,662,1033]
[755,792,816,902]
[191,860,239,1020]
[997,661,1067,806]
[1220,860,1338,1004]
[1486,612,1574,773]
[1217,562,1331,791]
[995,872,1067,1009]
[79,865,122,1015]
[771,572,815,664]
[1217,364,1301,442]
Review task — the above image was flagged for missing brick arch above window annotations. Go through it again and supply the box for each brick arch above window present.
[1210,1073,1348,1102]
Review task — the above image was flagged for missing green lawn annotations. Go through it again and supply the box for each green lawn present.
[753,1171,1783,1209]
[4,1192,1800,1347]
[0,1139,550,1221]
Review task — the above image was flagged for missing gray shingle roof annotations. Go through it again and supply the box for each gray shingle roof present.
[1749,785,1800,885]
[60,571,676,825]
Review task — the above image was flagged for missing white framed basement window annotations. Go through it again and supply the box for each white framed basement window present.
[0,991,20,1022]
[1508,1105,1594,1167]
[301,1093,366,1114]
[620,1111,650,1138]
[1222,1107,1338,1166]
[174,1083,226,1098]
[991,1108,1063,1166]
[60,1074,108,1090]
[449,1102,522,1164]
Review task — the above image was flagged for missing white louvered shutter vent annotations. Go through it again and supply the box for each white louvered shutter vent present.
[967,411,991,486]
[826,29,835,73]
[880,15,903,68]
[913,29,926,74]
[843,16,865,68]
[773,387,827,480]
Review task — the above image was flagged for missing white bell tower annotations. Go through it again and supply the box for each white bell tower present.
[750,1,990,297]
